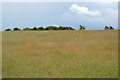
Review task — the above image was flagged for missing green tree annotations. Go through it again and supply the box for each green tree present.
[38,27,44,30]
[23,27,30,31]
[109,26,114,30]
[45,26,59,30]
[104,26,109,30]
[13,27,21,31]
[68,27,75,30]
[58,26,75,30]
[5,28,11,31]
[31,27,38,30]
[79,25,86,30]
[58,26,64,30]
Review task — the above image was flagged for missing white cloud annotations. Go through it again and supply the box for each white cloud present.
[69,4,101,16]
[61,4,118,29]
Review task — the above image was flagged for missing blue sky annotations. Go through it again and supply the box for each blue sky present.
[2,2,118,30]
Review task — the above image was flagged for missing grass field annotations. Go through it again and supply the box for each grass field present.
[2,30,118,78]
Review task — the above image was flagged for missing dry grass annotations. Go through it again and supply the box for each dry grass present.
[2,30,118,78]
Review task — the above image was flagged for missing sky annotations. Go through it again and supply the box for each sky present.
[1,0,119,2]
[1,2,118,30]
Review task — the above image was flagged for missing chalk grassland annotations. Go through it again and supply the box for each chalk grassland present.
[2,30,118,78]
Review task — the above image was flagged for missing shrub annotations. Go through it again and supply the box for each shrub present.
[5,29,11,31]
[109,26,114,30]
[38,27,44,30]
[13,27,21,31]
[31,27,38,30]
[58,26,75,30]
[79,25,86,30]
[23,27,30,31]
[67,27,75,30]
[58,26,64,30]
[45,26,59,30]
[104,26,114,30]
[104,26,109,30]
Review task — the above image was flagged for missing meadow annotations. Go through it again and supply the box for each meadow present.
[2,30,118,78]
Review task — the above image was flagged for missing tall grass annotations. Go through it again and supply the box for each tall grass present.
[2,30,118,78]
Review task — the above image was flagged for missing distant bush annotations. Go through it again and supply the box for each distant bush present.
[31,27,38,30]
[5,28,11,31]
[104,26,114,30]
[58,26,75,30]
[104,26,109,30]
[13,27,21,31]
[23,27,30,31]
[45,26,59,30]
[44,26,75,30]
[66,27,75,30]
[109,26,114,30]
[38,27,44,30]
[58,26,64,30]
[79,25,86,30]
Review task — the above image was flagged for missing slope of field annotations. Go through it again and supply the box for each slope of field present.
[2,30,118,78]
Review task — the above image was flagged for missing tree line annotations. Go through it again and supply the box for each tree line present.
[5,25,114,31]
